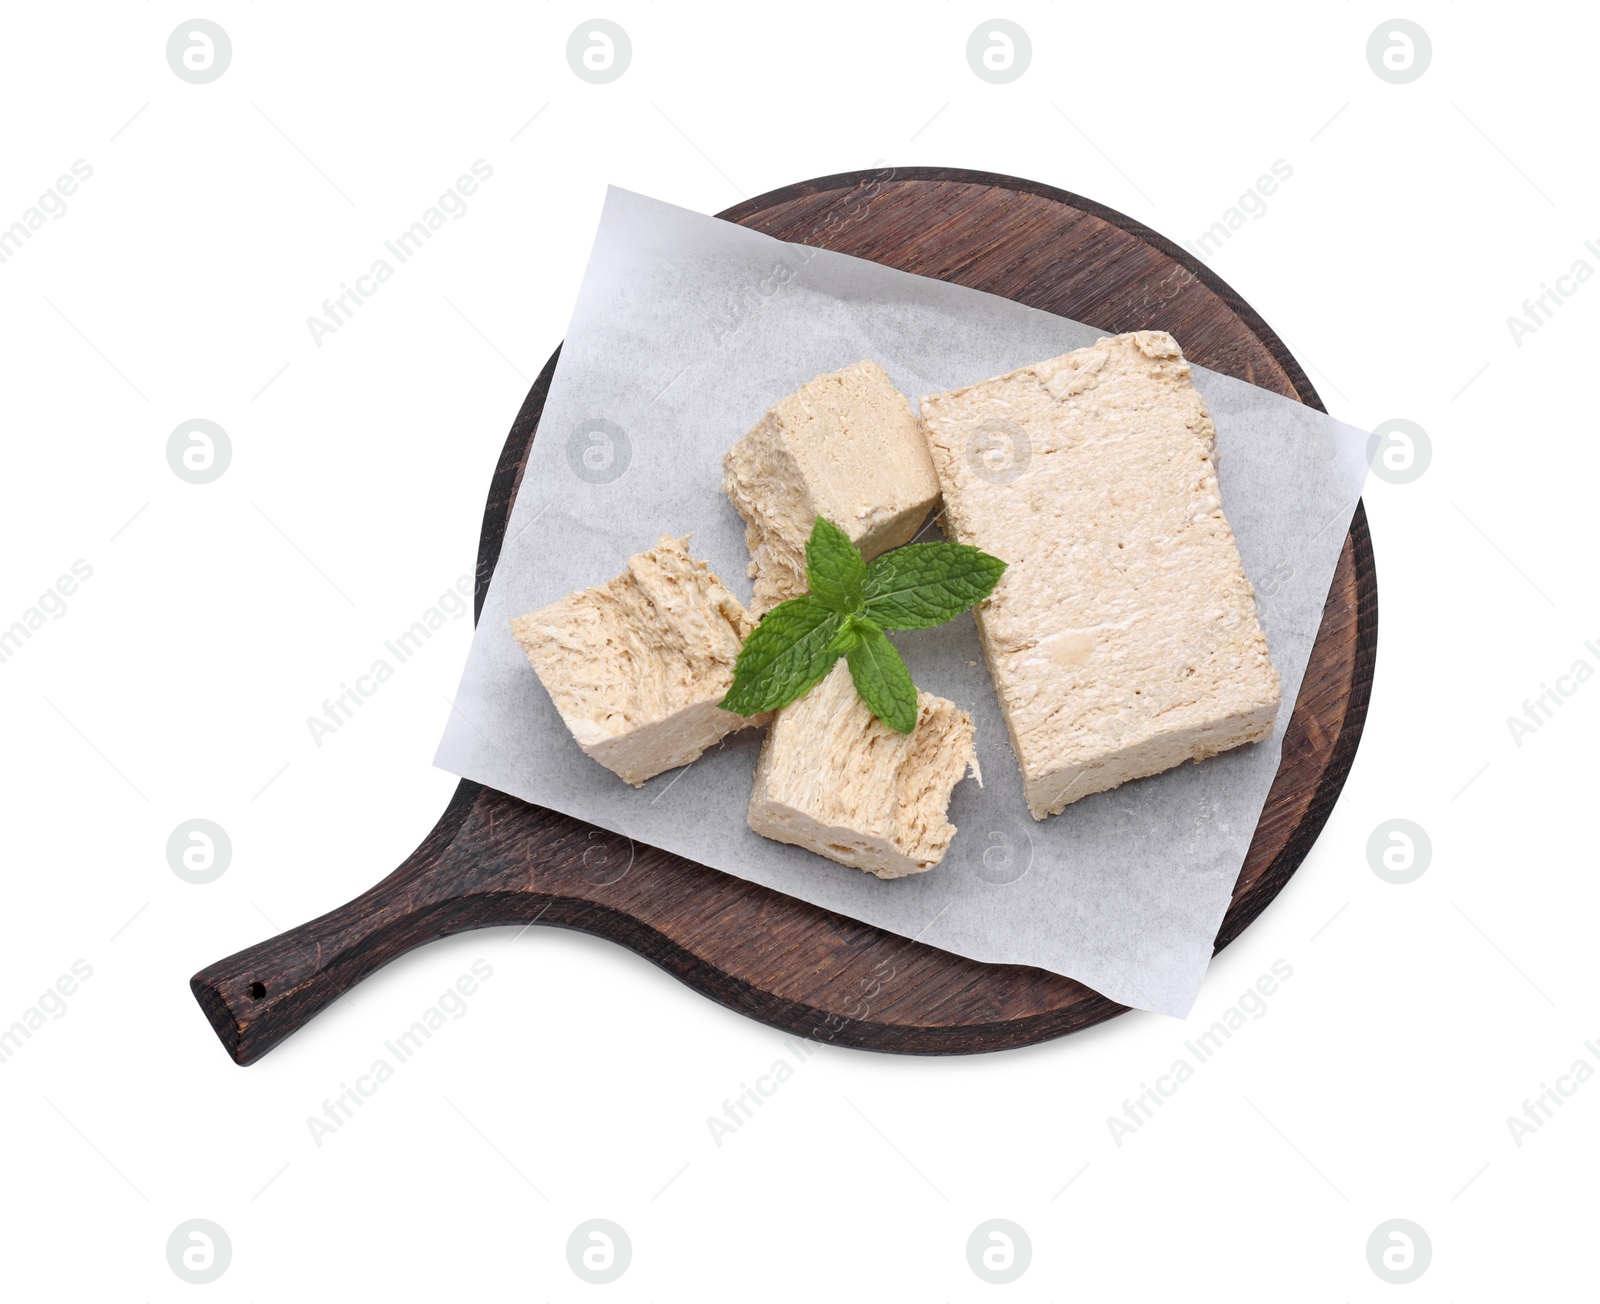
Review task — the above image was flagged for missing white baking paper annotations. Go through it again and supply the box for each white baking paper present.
[434,187,1370,1017]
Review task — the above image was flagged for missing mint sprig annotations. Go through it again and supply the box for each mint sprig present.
[720,517,1006,733]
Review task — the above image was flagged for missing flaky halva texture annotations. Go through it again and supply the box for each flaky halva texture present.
[747,662,978,879]
[918,330,1281,820]
[722,359,940,616]
[509,535,764,786]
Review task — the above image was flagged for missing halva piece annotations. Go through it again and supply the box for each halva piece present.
[918,330,1281,820]
[747,662,977,879]
[723,359,940,614]
[510,535,762,786]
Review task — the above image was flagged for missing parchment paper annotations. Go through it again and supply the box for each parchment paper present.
[435,187,1370,1017]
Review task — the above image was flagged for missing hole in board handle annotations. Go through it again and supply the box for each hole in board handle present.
[248,981,267,1000]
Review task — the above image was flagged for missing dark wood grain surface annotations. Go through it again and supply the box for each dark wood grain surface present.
[191,167,1377,1065]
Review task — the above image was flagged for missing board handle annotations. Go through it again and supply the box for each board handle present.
[189,893,390,1067]
[189,781,532,1065]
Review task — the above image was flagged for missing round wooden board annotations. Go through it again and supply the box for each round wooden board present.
[475,168,1378,1048]
[193,167,1376,1065]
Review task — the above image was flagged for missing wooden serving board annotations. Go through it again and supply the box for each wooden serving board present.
[192,167,1377,1065]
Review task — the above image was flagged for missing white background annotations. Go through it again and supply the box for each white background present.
[1,2,1592,1298]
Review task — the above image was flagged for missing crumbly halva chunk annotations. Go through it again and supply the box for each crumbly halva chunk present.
[918,330,1281,820]
[723,359,940,615]
[747,662,977,879]
[509,535,763,786]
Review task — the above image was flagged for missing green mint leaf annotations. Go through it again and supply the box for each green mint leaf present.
[861,542,1007,630]
[720,519,1007,731]
[846,622,919,734]
[719,595,844,716]
[805,516,865,614]
[827,612,865,658]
